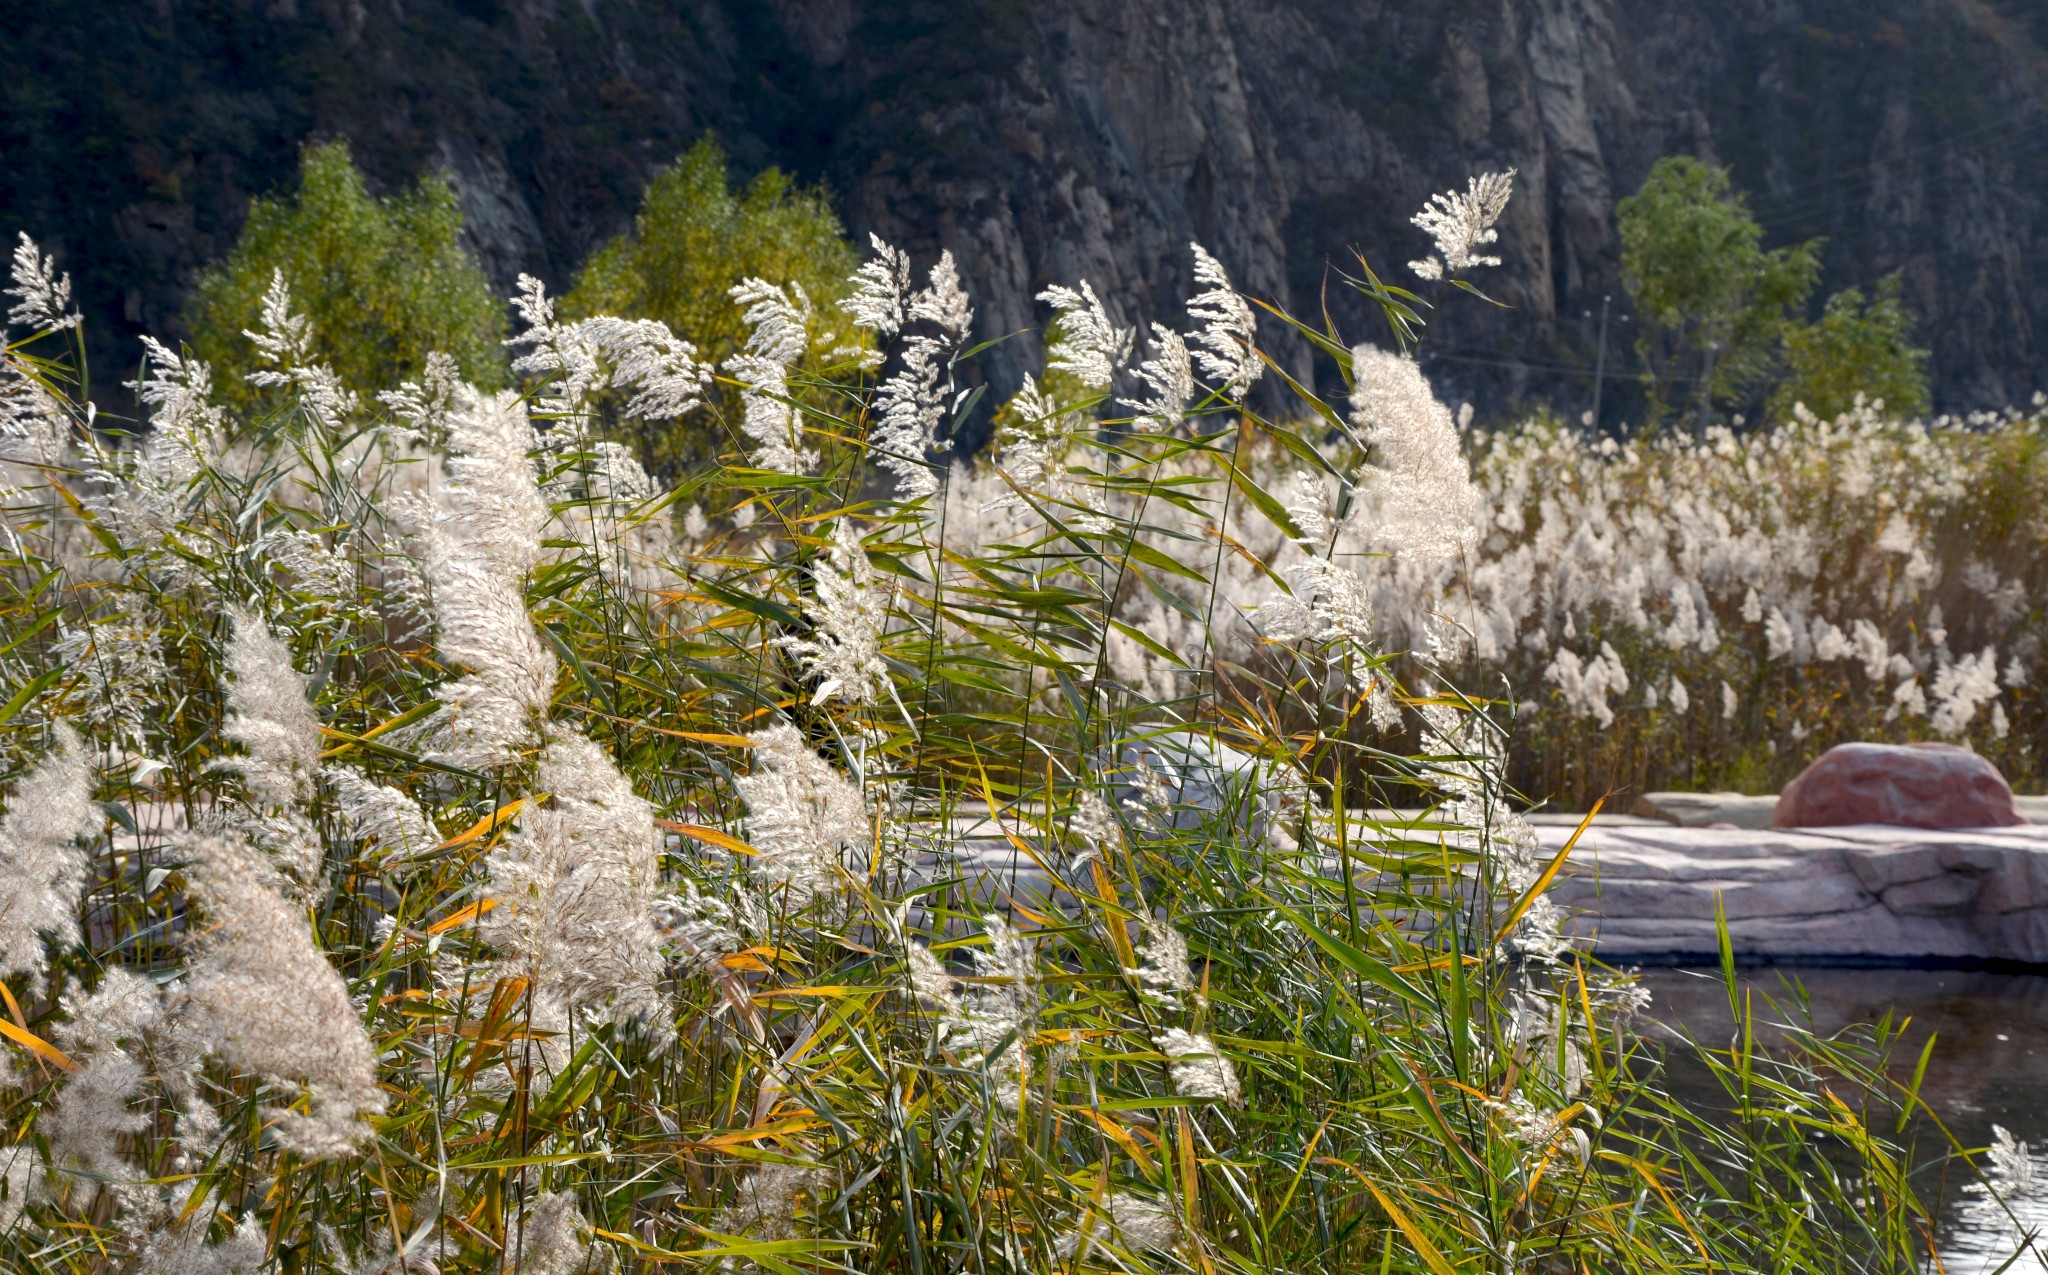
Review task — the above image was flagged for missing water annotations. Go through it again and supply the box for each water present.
[1639,967,2048,1272]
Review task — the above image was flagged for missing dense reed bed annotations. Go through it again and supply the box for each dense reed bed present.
[0,182,2036,1274]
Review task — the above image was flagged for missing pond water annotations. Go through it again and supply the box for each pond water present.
[1639,967,2048,1273]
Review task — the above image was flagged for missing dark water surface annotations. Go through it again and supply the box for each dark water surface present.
[1638,968,2048,1272]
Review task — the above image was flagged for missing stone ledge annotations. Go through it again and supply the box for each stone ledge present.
[1547,823,2048,965]
[918,822,2048,966]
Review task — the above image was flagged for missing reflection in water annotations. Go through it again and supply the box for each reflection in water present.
[1946,1126,2046,1275]
[1636,968,2048,1273]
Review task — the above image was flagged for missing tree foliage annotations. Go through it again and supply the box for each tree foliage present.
[185,141,505,410]
[1618,156,1820,427]
[1772,274,1930,421]
[566,138,866,475]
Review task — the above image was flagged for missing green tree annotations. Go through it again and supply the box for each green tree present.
[565,138,864,475]
[1771,275,1930,420]
[186,141,506,412]
[1618,156,1820,429]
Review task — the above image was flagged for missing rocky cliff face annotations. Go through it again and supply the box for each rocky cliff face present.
[6,0,2044,426]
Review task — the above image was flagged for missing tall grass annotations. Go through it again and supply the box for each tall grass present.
[0,219,2032,1274]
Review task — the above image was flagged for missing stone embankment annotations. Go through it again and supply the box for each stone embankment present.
[932,809,2048,967]
[1548,813,2048,966]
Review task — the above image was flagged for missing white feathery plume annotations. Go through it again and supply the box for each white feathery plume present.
[1068,788,1119,868]
[1366,675,1403,733]
[510,272,711,428]
[905,941,958,1011]
[842,234,912,336]
[653,879,742,976]
[0,1140,31,1235]
[267,527,355,600]
[868,251,974,501]
[1348,345,1480,563]
[215,607,324,886]
[734,723,865,907]
[131,1205,269,1275]
[1764,607,1796,659]
[482,730,667,1029]
[576,315,714,422]
[114,338,227,542]
[1187,243,1260,397]
[508,285,709,432]
[242,271,359,430]
[909,249,974,340]
[986,376,1118,533]
[941,914,1038,1109]
[377,350,464,442]
[1102,1192,1181,1254]
[1542,644,1629,728]
[321,764,438,860]
[1261,763,1311,851]
[428,389,556,768]
[1115,751,1178,836]
[1059,1192,1181,1259]
[721,1162,838,1241]
[1126,920,1195,1008]
[0,352,69,471]
[0,724,98,986]
[1887,675,1928,721]
[507,274,604,420]
[6,234,77,331]
[726,278,818,474]
[43,967,160,1209]
[508,1191,595,1275]
[173,835,386,1161]
[49,621,169,749]
[1154,1027,1242,1105]
[1852,619,1892,682]
[1930,647,2001,737]
[243,270,315,373]
[218,608,321,811]
[563,439,671,592]
[1985,1125,2036,1197]
[988,374,1065,499]
[1256,556,1374,647]
[1283,468,1332,544]
[130,338,225,467]
[1417,702,1567,961]
[1037,280,1131,390]
[779,520,890,706]
[0,239,71,468]
[1124,324,1194,432]
[1484,1091,1591,1164]
[1408,169,1516,281]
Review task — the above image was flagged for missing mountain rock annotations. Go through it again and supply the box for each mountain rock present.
[4,0,2043,426]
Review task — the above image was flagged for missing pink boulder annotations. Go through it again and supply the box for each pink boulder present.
[1774,743,2024,830]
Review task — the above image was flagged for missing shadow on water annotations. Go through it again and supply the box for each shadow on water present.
[1638,967,2048,1273]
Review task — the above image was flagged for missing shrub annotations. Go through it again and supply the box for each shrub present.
[184,141,506,413]
[1773,274,1931,421]
[1620,155,1821,428]
[564,138,867,476]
